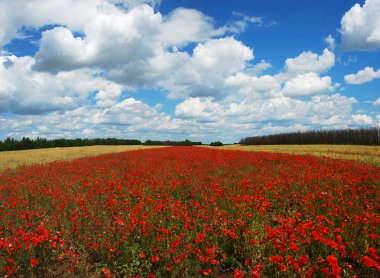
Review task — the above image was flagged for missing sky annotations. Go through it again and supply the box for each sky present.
[0,0,379,143]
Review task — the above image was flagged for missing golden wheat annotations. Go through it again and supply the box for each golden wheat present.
[202,144,380,166]
[0,145,164,172]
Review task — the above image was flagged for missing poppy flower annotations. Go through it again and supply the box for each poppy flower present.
[30,258,39,267]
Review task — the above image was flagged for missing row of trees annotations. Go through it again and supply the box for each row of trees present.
[0,137,143,151]
[0,137,205,151]
[240,128,380,145]
[143,140,202,146]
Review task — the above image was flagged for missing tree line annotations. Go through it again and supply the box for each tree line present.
[143,140,202,146]
[240,128,380,146]
[0,137,143,151]
[0,137,205,151]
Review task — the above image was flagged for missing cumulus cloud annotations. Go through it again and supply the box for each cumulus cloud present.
[247,60,272,74]
[340,0,380,51]
[31,4,256,96]
[173,93,359,130]
[0,55,123,114]
[352,114,373,125]
[281,73,332,97]
[0,1,375,142]
[0,101,209,142]
[160,8,217,47]
[224,73,280,99]
[285,48,335,73]
[0,89,364,143]
[191,37,253,74]
[92,98,161,125]
[0,0,168,48]
[175,97,223,122]
[161,37,254,99]
[34,5,162,73]
[344,67,380,84]
[374,98,380,106]
[224,48,336,100]
[0,0,109,47]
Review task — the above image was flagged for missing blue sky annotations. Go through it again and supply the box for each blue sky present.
[0,0,379,143]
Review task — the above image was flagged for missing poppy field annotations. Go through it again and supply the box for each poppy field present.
[0,147,379,277]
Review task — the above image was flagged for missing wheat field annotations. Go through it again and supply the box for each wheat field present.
[203,144,380,166]
[0,145,164,173]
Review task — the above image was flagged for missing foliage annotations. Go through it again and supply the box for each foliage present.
[143,139,202,146]
[209,141,224,146]
[0,137,142,152]
[240,128,380,145]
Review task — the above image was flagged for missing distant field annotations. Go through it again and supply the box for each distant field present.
[0,145,164,172]
[204,144,380,166]
[2,144,379,173]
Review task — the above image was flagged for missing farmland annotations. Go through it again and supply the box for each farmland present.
[0,145,164,173]
[207,145,380,167]
[0,147,379,277]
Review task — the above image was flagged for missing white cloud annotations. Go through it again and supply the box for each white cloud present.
[160,8,217,47]
[324,35,336,51]
[95,84,123,107]
[191,37,253,74]
[340,0,380,51]
[32,4,255,97]
[344,67,380,84]
[0,0,109,47]
[0,0,166,48]
[352,114,373,125]
[285,48,335,73]
[0,1,375,142]
[374,98,380,106]
[175,97,223,121]
[162,37,254,99]
[173,93,358,131]
[92,98,160,125]
[281,73,332,96]
[114,0,162,9]
[224,72,280,98]
[34,5,161,73]
[224,49,336,100]
[247,60,272,74]
[33,27,90,72]
[0,90,364,143]
[219,12,266,34]
[0,55,123,114]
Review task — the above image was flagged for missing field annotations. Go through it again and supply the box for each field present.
[207,145,380,167]
[0,147,379,277]
[0,145,164,173]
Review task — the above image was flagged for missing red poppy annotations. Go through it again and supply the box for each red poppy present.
[102,268,112,278]
[202,268,211,276]
[30,258,39,267]
[151,256,159,263]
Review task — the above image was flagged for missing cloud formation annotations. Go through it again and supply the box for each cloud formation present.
[0,0,377,142]
[0,55,123,114]
[340,0,380,51]
[344,67,380,84]
[285,49,335,73]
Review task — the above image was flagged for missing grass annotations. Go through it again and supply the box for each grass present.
[203,144,380,166]
[0,145,164,173]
